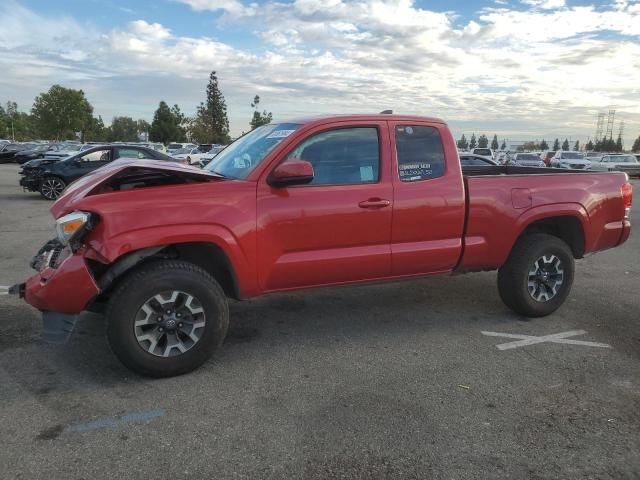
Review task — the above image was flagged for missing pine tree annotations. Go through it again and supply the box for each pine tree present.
[615,134,623,152]
[586,140,594,151]
[540,139,549,150]
[469,133,477,149]
[491,134,499,150]
[457,133,468,150]
[500,140,506,150]
[478,134,489,148]
[193,71,231,144]
[632,135,640,152]
[149,101,186,144]
[553,138,560,151]
[249,95,273,130]
[573,140,580,151]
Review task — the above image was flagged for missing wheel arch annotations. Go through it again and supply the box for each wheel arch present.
[514,210,587,259]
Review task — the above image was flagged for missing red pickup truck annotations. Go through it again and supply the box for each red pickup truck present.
[11,114,633,377]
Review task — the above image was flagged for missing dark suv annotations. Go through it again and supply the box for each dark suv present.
[20,145,177,200]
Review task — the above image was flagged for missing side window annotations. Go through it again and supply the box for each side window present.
[79,149,111,162]
[286,127,380,185]
[395,125,445,181]
[117,148,147,159]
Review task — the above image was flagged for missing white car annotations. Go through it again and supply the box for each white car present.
[172,147,203,165]
[550,151,590,170]
[167,143,197,155]
[589,154,640,176]
[198,145,227,165]
[511,153,546,168]
[471,148,494,160]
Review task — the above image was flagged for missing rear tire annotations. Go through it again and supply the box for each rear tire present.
[498,233,574,317]
[106,260,229,377]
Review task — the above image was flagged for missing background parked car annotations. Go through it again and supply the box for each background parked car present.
[459,153,499,166]
[550,151,590,169]
[589,154,640,177]
[167,142,197,155]
[0,143,34,163]
[172,146,204,165]
[13,144,57,164]
[471,148,494,160]
[198,144,226,166]
[540,150,556,166]
[43,142,91,159]
[19,145,177,200]
[511,153,546,167]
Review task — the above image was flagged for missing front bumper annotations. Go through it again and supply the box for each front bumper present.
[14,240,100,343]
[19,175,40,191]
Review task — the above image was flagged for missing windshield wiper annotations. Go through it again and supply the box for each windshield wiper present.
[209,170,237,180]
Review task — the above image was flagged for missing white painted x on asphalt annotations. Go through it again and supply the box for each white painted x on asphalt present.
[481,329,611,350]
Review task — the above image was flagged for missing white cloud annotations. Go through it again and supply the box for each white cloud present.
[521,0,565,10]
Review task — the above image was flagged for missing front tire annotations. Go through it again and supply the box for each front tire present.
[498,233,575,317]
[106,260,229,377]
[39,176,66,200]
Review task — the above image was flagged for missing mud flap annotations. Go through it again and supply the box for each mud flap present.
[42,312,79,344]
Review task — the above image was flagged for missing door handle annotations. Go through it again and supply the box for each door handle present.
[359,198,391,209]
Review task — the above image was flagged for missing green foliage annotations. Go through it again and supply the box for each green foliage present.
[491,134,499,150]
[149,101,186,144]
[477,134,489,148]
[573,140,580,151]
[469,133,477,149]
[31,85,93,140]
[84,115,107,142]
[593,137,617,152]
[519,141,540,151]
[249,95,273,130]
[552,138,560,150]
[457,133,468,150]
[615,134,623,152]
[500,140,506,150]
[561,138,570,151]
[191,71,231,144]
[632,135,640,153]
[107,116,139,142]
[539,139,549,150]
[585,140,594,151]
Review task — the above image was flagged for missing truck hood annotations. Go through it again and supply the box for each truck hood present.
[50,158,222,218]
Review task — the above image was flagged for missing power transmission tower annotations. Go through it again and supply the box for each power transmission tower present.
[594,112,605,142]
[605,109,616,140]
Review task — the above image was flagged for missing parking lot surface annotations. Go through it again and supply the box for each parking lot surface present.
[1,164,639,479]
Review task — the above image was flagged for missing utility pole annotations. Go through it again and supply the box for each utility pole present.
[11,118,15,141]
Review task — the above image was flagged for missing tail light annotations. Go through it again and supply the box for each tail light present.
[622,181,632,219]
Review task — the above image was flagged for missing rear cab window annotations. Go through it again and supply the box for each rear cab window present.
[395,125,445,181]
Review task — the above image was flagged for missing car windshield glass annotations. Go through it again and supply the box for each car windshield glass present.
[173,148,190,154]
[518,154,539,160]
[474,149,491,155]
[205,123,302,179]
[562,152,584,160]
[168,144,183,150]
[613,155,637,163]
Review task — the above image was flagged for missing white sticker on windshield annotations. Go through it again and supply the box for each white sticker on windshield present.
[266,129,296,139]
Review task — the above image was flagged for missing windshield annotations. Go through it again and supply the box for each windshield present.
[474,149,491,156]
[561,152,584,160]
[517,154,539,160]
[173,148,191,154]
[168,144,183,150]
[611,155,637,163]
[205,123,302,179]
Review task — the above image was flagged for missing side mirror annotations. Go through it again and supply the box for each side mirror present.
[268,159,314,187]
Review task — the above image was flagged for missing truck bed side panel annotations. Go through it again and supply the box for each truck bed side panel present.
[459,172,628,271]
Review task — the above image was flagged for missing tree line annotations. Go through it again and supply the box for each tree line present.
[0,71,273,145]
[457,132,635,152]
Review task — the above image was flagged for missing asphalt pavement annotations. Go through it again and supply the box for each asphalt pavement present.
[0,164,638,479]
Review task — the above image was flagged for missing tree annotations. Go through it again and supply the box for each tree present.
[500,140,506,150]
[457,133,468,150]
[469,133,477,149]
[191,71,231,144]
[249,95,273,130]
[478,134,489,148]
[84,115,107,142]
[615,134,623,153]
[540,139,549,150]
[632,135,640,152]
[137,119,150,141]
[31,85,93,140]
[520,141,539,151]
[491,134,499,150]
[107,116,139,142]
[149,101,186,144]
[573,140,580,151]
[561,138,570,151]
[585,140,594,151]
[552,138,560,151]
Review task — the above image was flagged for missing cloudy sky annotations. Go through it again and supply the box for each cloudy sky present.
[1,0,639,142]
